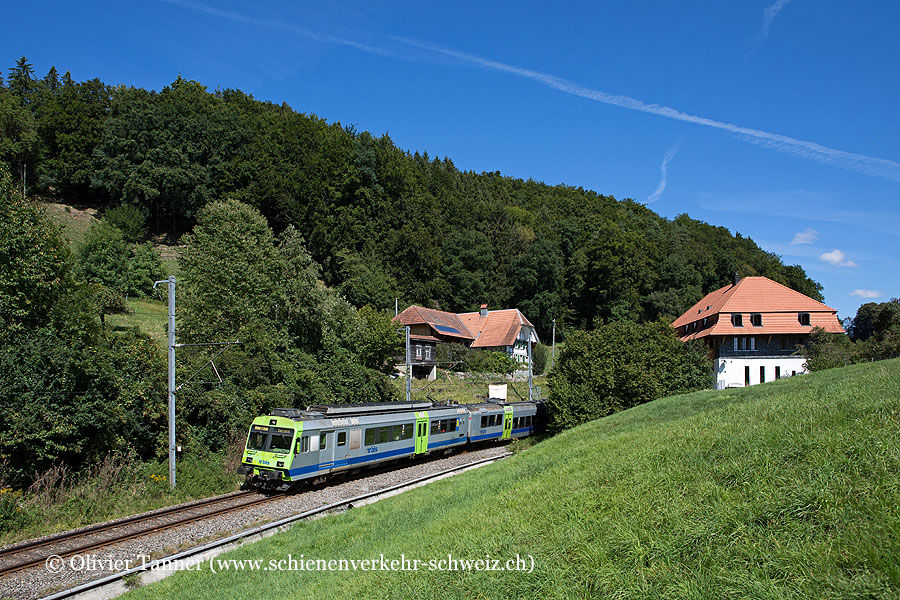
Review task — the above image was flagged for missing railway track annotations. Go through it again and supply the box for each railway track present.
[0,491,281,577]
[37,452,509,600]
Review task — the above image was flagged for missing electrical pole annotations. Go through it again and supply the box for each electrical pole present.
[527,334,533,403]
[405,325,411,403]
[154,276,177,490]
[153,277,241,490]
[551,318,556,370]
[395,298,398,317]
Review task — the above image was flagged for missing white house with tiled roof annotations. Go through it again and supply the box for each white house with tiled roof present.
[672,276,845,389]
[457,305,539,365]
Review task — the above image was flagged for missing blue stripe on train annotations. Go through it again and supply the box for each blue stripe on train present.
[286,445,414,476]
[282,428,531,478]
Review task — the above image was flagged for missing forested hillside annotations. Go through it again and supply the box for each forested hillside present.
[1,57,822,340]
[0,56,825,488]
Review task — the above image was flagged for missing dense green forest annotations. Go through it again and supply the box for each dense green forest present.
[0,56,824,487]
[1,57,822,340]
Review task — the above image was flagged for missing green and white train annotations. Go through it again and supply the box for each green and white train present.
[238,400,539,491]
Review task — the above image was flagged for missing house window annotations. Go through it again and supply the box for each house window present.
[731,314,743,327]
[775,366,781,379]
[744,366,750,386]
[750,313,762,327]
[750,337,756,351]
[760,366,765,383]
[798,312,811,326]
[415,345,422,359]
[733,337,738,352]
[424,346,432,360]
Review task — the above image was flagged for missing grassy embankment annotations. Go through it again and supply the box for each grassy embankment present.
[126,359,900,599]
[0,453,242,546]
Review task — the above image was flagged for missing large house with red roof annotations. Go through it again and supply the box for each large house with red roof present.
[394,304,539,379]
[672,276,844,389]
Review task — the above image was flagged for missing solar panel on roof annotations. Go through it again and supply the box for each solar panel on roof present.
[433,324,464,335]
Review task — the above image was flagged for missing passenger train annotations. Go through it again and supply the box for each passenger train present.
[237,400,539,491]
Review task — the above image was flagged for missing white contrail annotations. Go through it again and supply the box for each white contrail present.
[762,0,791,38]
[392,37,900,183]
[162,0,900,183]
[647,145,679,203]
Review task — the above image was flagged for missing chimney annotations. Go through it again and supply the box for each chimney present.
[479,304,488,318]
[734,273,741,286]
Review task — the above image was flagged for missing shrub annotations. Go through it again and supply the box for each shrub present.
[546,321,710,433]
[104,204,147,242]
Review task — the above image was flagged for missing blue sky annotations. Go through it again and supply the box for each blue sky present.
[5,1,899,320]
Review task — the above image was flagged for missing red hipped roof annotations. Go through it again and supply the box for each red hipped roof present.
[672,276,844,341]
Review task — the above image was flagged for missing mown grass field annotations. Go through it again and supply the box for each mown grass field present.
[40,201,98,247]
[106,298,169,352]
[124,359,900,599]
[393,371,548,404]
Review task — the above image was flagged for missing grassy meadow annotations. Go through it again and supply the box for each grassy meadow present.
[393,371,548,405]
[124,358,900,599]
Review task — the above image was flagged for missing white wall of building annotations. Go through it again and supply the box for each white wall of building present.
[714,356,808,390]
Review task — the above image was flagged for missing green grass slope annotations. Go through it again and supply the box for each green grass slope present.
[126,359,900,599]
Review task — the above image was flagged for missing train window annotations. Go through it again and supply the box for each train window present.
[319,434,327,450]
[365,428,375,446]
[247,432,266,450]
[401,423,413,439]
[337,431,347,446]
[301,436,310,453]
[480,416,487,428]
[431,420,439,434]
[270,433,293,454]
[378,428,389,444]
[390,426,401,441]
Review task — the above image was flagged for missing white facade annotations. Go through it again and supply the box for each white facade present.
[508,326,539,364]
[714,356,808,390]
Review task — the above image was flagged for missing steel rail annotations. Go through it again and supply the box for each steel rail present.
[0,493,279,577]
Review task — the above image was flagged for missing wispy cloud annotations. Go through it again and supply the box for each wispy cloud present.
[819,249,858,268]
[790,228,818,245]
[163,1,900,183]
[762,0,791,39]
[647,145,679,203]
[850,289,883,299]
[695,190,900,236]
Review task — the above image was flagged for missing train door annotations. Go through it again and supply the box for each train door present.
[415,411,429,454]
[502,407,513,440]
[319,430,335,469]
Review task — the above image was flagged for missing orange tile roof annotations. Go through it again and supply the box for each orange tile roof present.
[672,276,844,340]
[394,306,475,340]
[457,309,536,348]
